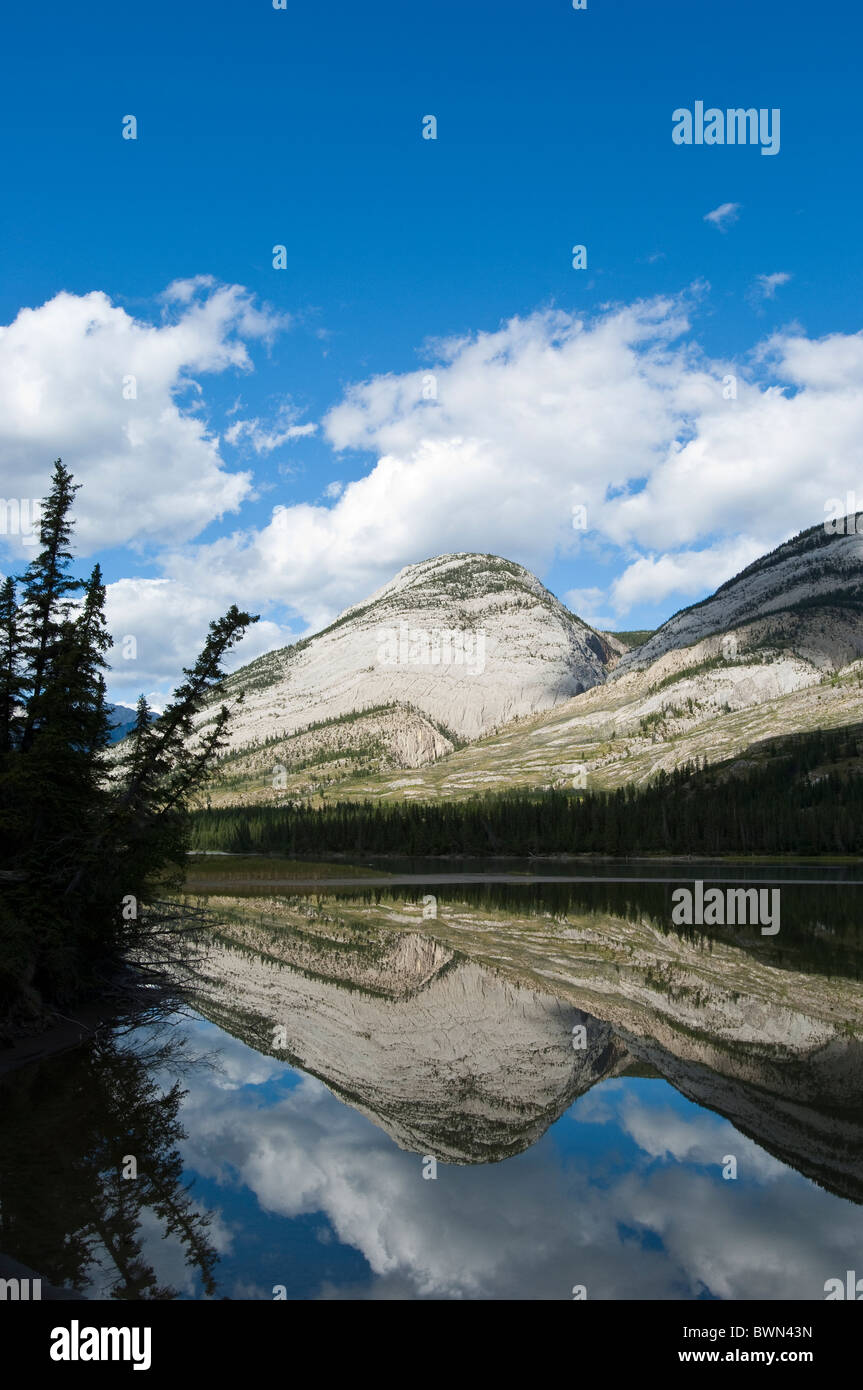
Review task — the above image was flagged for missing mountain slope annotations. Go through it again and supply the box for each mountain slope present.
[201,518,863,807]
[200,554,614,774]
[269,519,863,804]
[613,516,863,676]
[260,660,860,805]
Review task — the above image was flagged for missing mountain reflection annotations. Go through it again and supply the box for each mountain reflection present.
[2,873,862,1300]
[190,885,863,1200]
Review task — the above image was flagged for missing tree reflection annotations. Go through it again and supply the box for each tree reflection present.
[0,1017,219,1298]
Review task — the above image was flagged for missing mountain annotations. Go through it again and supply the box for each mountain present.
[105,703,140,743]
[200,553,614,792]
[266,517,862,804]
[106,703,160,744]
[201,517,863,807]
[613,516,863,676]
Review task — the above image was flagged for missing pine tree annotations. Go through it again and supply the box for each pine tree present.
[18,460,81,753]
[1,463,258,1028]
[0,575,23,756]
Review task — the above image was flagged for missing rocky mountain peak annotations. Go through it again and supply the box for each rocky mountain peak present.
[613,520,863,677]
[206,552,613,757]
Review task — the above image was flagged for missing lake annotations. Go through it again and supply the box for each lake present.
[2,860,861,1300]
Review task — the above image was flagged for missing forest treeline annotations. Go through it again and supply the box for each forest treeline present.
[0,461,256,1029]
[189,723,863,858]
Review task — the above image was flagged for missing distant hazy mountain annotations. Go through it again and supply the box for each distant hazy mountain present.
[105,703,140,743]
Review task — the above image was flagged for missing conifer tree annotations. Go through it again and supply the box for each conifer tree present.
[18,460,81,753]
[0,463,258,1028]
[0,575,22,756]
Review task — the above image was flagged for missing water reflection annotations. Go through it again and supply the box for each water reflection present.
[165,1019,863,1300]
[1,872,862,1299]
[190,891,863,1200]
[0,1024,220,1298]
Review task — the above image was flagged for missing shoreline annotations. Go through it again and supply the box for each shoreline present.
[185,871,863,890]
[188,850,863,865]
[0,1004,106,1079]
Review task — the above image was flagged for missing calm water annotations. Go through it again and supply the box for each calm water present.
[2,862,862,1300]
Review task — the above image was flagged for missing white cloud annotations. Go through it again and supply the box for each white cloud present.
[0,280,287,554]
[114,296,863,679]
[753,271,792,300]
[226,411,316,455]
[762,328,863,391]
[704,202,741,231]
[609,539,765,612]
[7,284,863,690]
[104,577,295,698]
[563,587,618,630]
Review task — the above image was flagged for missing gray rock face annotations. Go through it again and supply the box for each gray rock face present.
[193,900,863,1196]
[203,554,613,754]
[196,917,626,1163]
[614,520,863,677]
[193,523,863,798]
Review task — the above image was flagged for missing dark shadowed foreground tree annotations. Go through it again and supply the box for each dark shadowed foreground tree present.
[0,461,257,1030]
[0,1023,220,1297]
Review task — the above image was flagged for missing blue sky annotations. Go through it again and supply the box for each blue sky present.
[1,0,861,703]
[122,1015,863,1301]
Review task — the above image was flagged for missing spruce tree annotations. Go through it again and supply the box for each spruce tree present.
[0,575,22,756]
[0,462,258,1029]
[18,460,81,753]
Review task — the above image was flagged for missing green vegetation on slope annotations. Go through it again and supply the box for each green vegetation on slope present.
[188,722,863,859]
